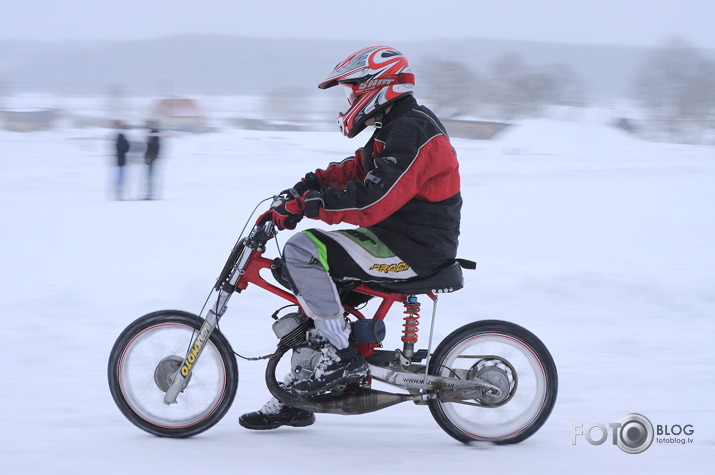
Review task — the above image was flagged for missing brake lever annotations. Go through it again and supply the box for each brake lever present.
[269,195,285,209]
[279,188,300,200]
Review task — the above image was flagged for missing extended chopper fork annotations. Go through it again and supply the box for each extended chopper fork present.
[162,224,273,405]
[162,286,232,405]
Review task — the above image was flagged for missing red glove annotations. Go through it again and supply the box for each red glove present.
[255,191,323,230]
[256,201,303,230]
[287,190,323,218]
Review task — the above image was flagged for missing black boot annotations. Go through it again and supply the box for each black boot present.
[239,398,315,430]
[290,343,369,397]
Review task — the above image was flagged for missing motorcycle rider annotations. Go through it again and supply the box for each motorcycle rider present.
[239,45,462,430]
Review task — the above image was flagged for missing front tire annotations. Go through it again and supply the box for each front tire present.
[108,310,238,438]
[428,320,557,444]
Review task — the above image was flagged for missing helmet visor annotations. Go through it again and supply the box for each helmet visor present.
[343,85,357,106]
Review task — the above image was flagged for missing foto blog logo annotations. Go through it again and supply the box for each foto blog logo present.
[572,413,654,454]
[572,413,694,454]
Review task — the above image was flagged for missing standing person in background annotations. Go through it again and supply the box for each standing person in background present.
[113,120,130,200]
[144,120,161,200]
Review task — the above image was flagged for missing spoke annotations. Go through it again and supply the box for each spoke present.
[120,323,227,428]
[436,333,548,439]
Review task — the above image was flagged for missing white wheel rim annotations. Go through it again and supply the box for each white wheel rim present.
[437,333,548,440]
[118,323,228,429]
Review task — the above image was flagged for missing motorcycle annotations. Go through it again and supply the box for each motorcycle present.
[108,197,558,444]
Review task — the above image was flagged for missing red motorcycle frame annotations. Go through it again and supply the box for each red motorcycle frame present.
[236,245,428,360]
[108,213,558,444]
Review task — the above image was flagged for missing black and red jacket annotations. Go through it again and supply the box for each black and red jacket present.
[305,95,461,276]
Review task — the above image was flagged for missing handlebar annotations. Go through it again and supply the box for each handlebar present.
[213,198,281,292]
[251,221,277,245]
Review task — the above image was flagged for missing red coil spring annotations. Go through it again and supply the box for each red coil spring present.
[402,298,421,342]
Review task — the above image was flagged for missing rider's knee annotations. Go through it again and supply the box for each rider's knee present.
[283,231,327,272]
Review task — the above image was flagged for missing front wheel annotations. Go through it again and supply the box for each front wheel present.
[108,310,238,438]
[428,320,557,444]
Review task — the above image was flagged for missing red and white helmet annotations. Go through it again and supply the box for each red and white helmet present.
[318,46,415,138]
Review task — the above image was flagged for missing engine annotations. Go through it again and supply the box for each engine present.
[272,312,321,380]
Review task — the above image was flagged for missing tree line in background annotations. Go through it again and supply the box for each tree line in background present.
[2,37,714,144]
[633,37,715,142]
[421,53,587,120]
[420,37,715,143]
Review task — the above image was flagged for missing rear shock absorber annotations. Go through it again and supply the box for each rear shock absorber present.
[401,295,421,358]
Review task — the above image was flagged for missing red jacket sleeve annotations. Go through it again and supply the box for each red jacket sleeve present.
[315,127,459,227]
[312,149,366,188]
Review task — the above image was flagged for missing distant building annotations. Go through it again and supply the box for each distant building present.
[1,108,58,132]
[152,98,205,132]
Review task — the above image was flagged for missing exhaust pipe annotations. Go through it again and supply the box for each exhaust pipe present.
[265,353,417,415]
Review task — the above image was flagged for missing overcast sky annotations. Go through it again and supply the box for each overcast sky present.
[2,0,714,49]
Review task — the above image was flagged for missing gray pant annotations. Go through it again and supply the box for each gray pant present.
[282,228,417,349]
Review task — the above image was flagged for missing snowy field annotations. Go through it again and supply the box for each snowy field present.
[1,114,713,474]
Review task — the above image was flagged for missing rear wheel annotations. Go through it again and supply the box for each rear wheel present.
[428,320,557,444]
[108,310,238,437]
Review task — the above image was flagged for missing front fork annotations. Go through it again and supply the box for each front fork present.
[163,225,271,405]
[162,289,231,404]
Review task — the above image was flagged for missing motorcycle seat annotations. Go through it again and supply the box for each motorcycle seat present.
[366,259,472,295]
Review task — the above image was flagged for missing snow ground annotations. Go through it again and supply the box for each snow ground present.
[1,115,713,474]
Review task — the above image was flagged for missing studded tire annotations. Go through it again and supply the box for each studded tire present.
[108,310,238,438]
[428,320,557,444]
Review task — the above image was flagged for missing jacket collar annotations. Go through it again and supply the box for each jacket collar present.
[383,95,417,124]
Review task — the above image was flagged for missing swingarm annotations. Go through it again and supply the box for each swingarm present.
[368,364,505,402]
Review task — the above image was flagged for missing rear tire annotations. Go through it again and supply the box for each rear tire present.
[108,310,238,438]
[428,320,557,444]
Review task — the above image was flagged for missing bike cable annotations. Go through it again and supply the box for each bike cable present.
[194,196,285,361]
[195,196,277,318]
[186,196,280,360]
